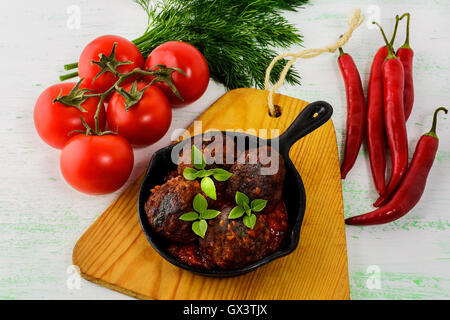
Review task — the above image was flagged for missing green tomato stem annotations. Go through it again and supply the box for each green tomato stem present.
[61,60,183,135]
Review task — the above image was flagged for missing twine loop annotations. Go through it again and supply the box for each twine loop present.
[264,8,365,116]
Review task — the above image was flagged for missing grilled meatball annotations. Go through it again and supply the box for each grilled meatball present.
[226,146,285,212]
[199,206,277,269]
[145,176,200,243]
[177,133,237,175]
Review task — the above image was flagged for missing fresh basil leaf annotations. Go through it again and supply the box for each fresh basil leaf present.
[201,177,216,200]
[201,209,221,220]
[192,219,208,238]
[193,194,208,214]
[179,211,199,221]
[243,214,257,229]
[235,191,249,207]
[183,167,198,180]
[251,199,267,212]
[228,206,245,219]
[195,169,213,178]
[211,168,233,181]
[191,145,206,170]
[243,202,251,215]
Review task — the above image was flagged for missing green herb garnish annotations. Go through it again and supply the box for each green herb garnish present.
[201,177,216,202]
[182,145,232,200]
[191,144,206,170]
[179,194,220,238]
[228,191,267,229]
[133,0,307,90]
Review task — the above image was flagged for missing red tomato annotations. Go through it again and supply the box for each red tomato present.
[34,82,106,149]
[145,41,209,107]
[78,35,144,93]
[60,134,134,195]
[107,82,172,147]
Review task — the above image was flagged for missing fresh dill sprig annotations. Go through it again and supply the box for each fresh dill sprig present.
[133,0,308,90]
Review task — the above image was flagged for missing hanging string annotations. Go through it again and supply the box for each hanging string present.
[265,8,365,116]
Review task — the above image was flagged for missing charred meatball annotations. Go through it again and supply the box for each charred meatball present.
[199,206,277,269]
[145,176,200,243]
[177,133,237,175]
[226,146,285,212]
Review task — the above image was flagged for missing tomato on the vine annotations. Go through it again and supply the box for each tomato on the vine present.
[60,134,134,195]
[78,35,144,93]
[145,41,209,107]
[34,82,106,149]
[107,81,172,147]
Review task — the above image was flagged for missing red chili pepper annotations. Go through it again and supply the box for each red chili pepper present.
[366,46,388,196]
[338,47,366,179]
[346,107,447,225]
[366,19,400,197]
[372,22,408,207]
[396,13,414,121]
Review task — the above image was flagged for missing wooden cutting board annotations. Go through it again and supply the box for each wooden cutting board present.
[73,88,349,300]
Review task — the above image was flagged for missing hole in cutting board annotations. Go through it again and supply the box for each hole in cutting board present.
[269,104,282,118]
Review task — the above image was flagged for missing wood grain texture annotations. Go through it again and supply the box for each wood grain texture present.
[73,88,349,300]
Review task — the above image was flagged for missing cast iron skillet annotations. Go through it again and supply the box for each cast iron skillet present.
[138,100,333,277]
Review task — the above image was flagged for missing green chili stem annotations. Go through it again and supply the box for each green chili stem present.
[425,107,448,140]
[389,15,401,47]
[399,13,411,49]
[372,21,397,60]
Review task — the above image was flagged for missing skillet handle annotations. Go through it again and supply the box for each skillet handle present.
[279,101,333,155]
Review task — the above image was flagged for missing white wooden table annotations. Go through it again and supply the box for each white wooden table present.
[0,0,448,299]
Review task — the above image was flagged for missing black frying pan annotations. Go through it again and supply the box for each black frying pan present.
[138,100,333,277]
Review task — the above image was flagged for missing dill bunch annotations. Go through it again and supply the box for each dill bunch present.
[133,0,308,90]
